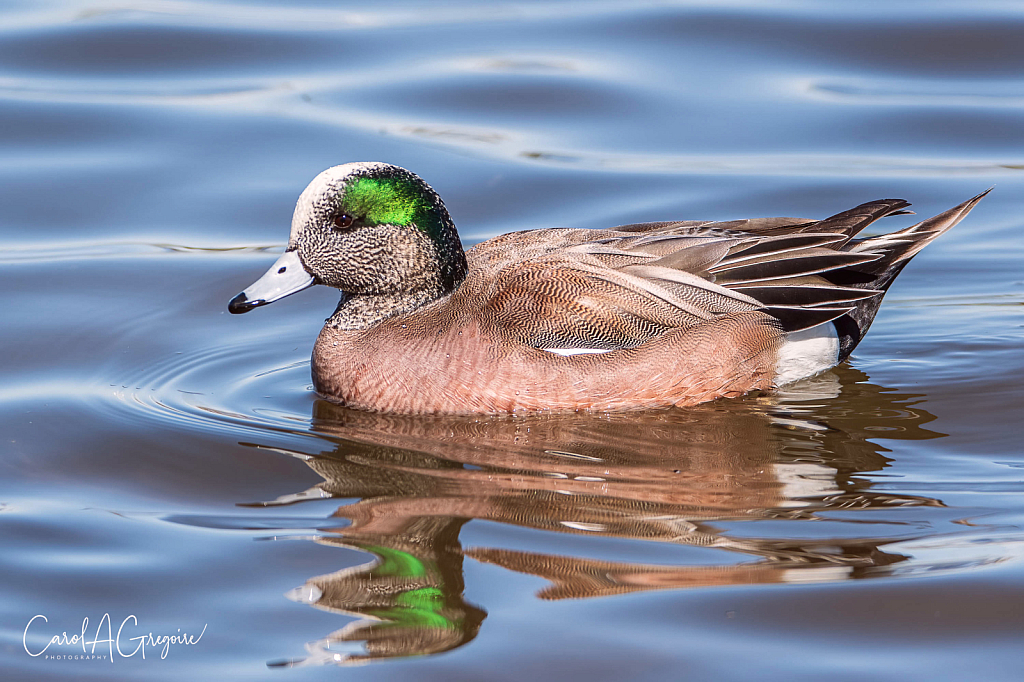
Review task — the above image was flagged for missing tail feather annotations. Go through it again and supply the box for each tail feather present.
[844,189,990,273]
[830,189,991,360]
[809,198,914,243]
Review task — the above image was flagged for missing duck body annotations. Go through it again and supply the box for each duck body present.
[311,244,782,413]
[229,163,987,415]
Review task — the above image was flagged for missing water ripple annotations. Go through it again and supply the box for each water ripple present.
[99,340,320,440]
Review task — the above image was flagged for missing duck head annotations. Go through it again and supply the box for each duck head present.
[228,162,468,317]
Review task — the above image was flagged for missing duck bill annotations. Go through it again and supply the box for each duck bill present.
[228,250,315,314]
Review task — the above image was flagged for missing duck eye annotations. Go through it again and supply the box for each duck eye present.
[331,213,354,231]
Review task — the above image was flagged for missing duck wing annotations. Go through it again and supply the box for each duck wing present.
[470,231,856,352]
[475,245,766,352]
[467,193,986,355]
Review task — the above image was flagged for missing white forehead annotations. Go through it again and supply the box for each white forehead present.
[288,162,397,243]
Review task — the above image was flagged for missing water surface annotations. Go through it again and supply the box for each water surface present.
[2,1,1023,680]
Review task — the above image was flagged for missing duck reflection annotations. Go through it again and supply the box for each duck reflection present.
[253,367,945,666]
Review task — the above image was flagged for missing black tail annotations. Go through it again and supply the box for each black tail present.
[829,189,991,361]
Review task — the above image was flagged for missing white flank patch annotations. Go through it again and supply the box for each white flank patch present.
[773,461,841,507]
[542,347,614,357]
[774,323,840,387]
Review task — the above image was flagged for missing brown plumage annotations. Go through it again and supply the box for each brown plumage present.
[228,163,989,414]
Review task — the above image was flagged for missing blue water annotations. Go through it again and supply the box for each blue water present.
[2,1,1024,680]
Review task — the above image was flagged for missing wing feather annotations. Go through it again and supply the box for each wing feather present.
[467,194,981,349]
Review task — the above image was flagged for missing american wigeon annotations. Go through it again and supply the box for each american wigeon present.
[229,162,987,414]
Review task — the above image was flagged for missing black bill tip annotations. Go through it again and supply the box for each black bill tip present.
[228,292,262,314]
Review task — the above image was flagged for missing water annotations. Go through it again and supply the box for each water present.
[2,1,1023,679]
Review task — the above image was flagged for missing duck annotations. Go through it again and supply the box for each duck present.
[228,162,987,414]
